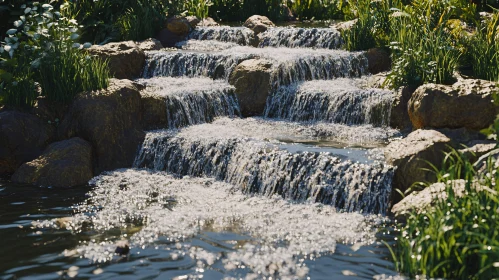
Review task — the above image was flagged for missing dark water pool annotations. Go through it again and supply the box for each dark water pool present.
[0,180,399,279]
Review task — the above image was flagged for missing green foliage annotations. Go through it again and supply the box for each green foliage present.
[392,148,499,279]
[286,0,343,20]
[341,0,401,51]
[468,10,499,82]
[0,1,109,108]
[62,0,166,44]
[386,1,463,88]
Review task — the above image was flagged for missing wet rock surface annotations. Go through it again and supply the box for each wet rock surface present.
[88,41,146,80]
[408,79,498,130]
[0,111,55,176]
[58,79,145,174]
[12,137,93,187]
[243,15,275,34]
[385,129,453,202]
[229,59,273,116]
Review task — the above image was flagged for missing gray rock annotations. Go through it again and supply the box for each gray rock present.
[198,17,219,27]
[88,41,146,80]
[331,19,358,32]
[229,59,273,117]
[385,129,453,202]
[12,137,93,187]
[0,111,55,176]
[58,79,145,174]
[408,79,498,130]
[390,86,416,130]
[166,16,192,36]
[243,15,275,35]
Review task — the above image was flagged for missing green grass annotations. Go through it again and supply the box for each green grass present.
[38,47,109,103]
[468,10,499,82]
[390,148,499,279]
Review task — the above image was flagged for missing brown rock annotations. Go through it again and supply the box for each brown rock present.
[408,79,498,130]
[243,15,275,35]
[166,16,192,36]
[385,129,453,202]
[331,19,358,32]
[390,86,416,130]
[12,137,93,187]
[199,17,219,27]
[392,180,496,216]
[88,41,145,80]
[186,16,201,28]
[141,94,167,130]
[365,48,391,74]
[229,59,273,117]
[0,111,55,176]
[137,38,163,51]
[58,79,145,174]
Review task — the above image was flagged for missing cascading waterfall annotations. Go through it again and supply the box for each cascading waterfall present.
[137,77,240,129]
[134,118,394,214]
[264,79,394,126]
[258,27,343,49]
[188,26,257,46]
[142,45,368,87]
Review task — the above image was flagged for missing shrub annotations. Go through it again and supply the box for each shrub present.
[286,0,343,20]
[468,10,499,82]
[386,2,462,88]
[0,2,109,108]
[391,148,499,279]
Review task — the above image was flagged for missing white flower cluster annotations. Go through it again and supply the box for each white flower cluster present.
[0,2,92,60]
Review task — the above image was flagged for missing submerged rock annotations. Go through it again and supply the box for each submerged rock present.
[12,137,93,187]
[408,79,498,130]
[0,111,55,176]
[229,59,273,117]
[385,129,452,202]
[244,15,275,35]
[88,41,145,80]
[59,79,145,174]
[115,240,130,255]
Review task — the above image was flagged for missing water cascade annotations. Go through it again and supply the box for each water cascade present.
[258,27,343,49]
[143,45,368,87]
[137,77,240,129]
[265,79,394,126]
[134,118,395,214]
[188,26,256,46]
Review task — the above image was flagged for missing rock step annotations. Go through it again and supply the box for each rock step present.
[134,117,398,214]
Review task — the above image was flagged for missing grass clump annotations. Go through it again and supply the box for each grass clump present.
[391,148,499,279]
[468,10,499,82]
[0,2,109,108]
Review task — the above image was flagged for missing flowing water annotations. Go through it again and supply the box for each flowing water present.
[0,23,403,279]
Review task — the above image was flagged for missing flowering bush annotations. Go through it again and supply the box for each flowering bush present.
[0,1,109,108]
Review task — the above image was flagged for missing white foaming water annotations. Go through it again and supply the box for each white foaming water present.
[134,118,395,214]
[142,46,368,87]
[137,77,240,129]
[176,39,240,52]
[188,26,256,46]
[258,27,343,49]
[39,169,387,279]
[265,79,394,126]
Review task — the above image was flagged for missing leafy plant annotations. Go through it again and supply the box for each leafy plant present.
[468,9,499,82]
[391,148,499,279]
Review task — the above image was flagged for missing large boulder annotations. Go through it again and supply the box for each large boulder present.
[390,86,416,130]
[186,16,201,29]
[137,38,163,51]
[58,79,145,174]
[140,94,168,130]
[243,15,275,35]
[365,48,391,74]
[408,79,498,130]
[229,59,273,117]
[166,16,192,36]
[0,111,55,176]
[11,138,93,187]
[385,129,453,202]
[88,41,145,80]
